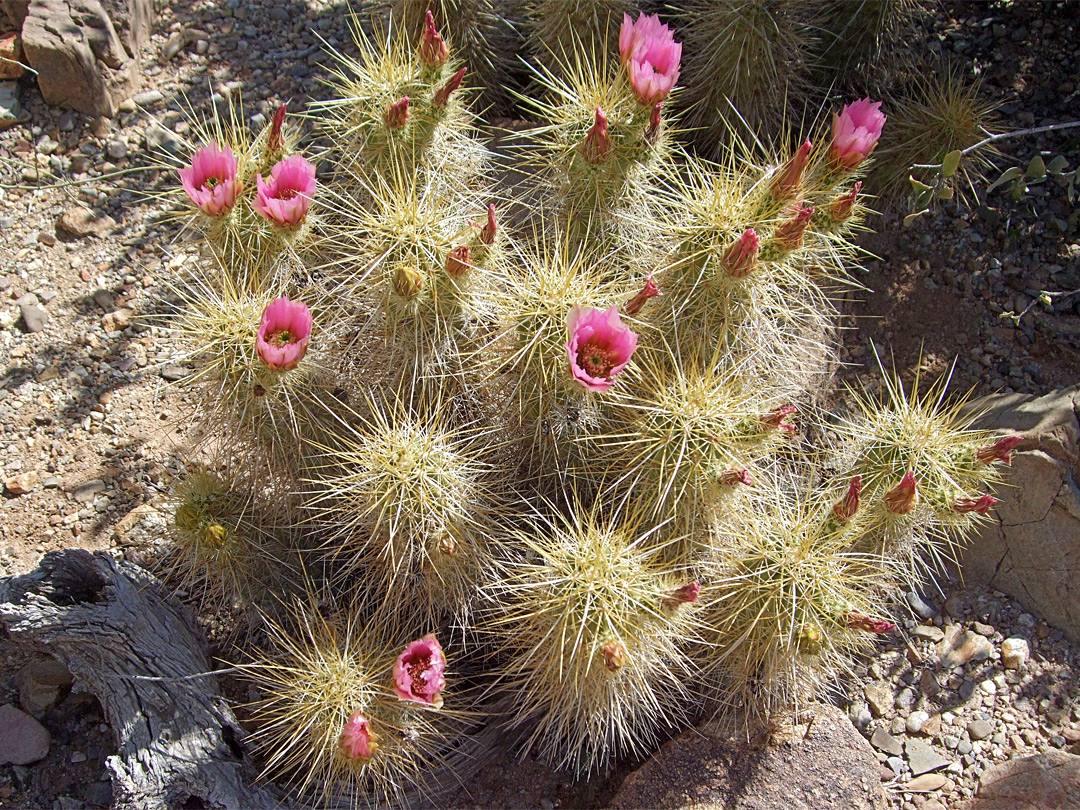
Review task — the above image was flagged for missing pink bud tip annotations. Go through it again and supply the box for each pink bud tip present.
[829,180,862,222]
[718,468,753,487]
[662,580,701,610]
[645,102,662,143]
[267,103,287,155]
[479,203,497,246]
[884,471,919,515]
[419,10,449,67]
[601,640,626,672]
[392,634,446,709]
[619,12,681,106]
[256,296,312,371]
[722,228,761,279]
[771,138,812,198]
[953,494,999,516]
[623,274,661,316]
[773,203,814,251]
[253,154,317,227]
[340,710,377,761]
[762,405,796,434]
[565,305,639,392]
[445,244,472,278]
[433,66,467,107]
[843,611,896,634]
[581,106,613,165]
[384,96,410,129]
[832,475,862,523]
[976,435,1023,465]
[831,98,886,171]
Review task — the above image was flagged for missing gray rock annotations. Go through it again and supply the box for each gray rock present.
[958,739,973,755]
[144,121,181,154]
[911,625,945,643]
[0,704,50,764]
[84,781,113,808]
[907,711,930,734]
[960,750,1080,809]
[611,703,888,809]
[16,657,72,716]
[895,687,917,712]
[160,364,191,382]
[872,728,903,757]
[906,592,939,619]
[1001,636,1030,670]
[906,739,951,776]
[937,624,994,669]
[968,720,994,741]
[73,479,105,503]
[18,294,48,332]
[864,682,893,718]
[132,89,162,105]
[106,139,128,159]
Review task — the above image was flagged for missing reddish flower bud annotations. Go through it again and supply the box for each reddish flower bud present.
[445,244,472,278]
[601,640,626,672]
[645,102,662,143]
[771,138,812,198]
[267,103,286,157]
[762,405,796,434]
[384,96,410,129]
[976,435,1023,465]
[662,580,700,611]
[478,203,497,246]
[392,265,424,298]
[718,469,753,486]
[832,475,862,523]
[773,204,814,251]
[842,611,896,634]
[340,710,378,761]
[433,66,467,107]
[624,274,661,316]
[884,471,919,515]
[721,228,760,279]
[581,107,613,165]
[829,180,862,222]
[419,10,449,67]
[952,494,998,516]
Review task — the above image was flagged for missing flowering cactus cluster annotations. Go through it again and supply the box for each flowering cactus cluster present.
[159,8,1017,803]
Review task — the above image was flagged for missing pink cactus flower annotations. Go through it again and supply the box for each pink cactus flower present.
[773,204,814,251]
[600,640,626,672]
[385,96,410,129]
[762,405,796,434]
[581,107,613,165]
[340,710,378,761]
[256,296,312,371]
[445,244,472,278]
[722,228,760,279]
[619,12,681,106]
[831,98,886,171]
[829,180,862,222]
[884,471,919,515]
[419,10,449,67]
[842,611,896,634]
[662,580,700,611]
[179,142,242,217]
[254,154,317,228]
[565,305,639,392]
[393,634,446,709]
[953,494,999,516]
[477,203,497,246]
[645,101,663,143]
[718,469,753,487]
[976,435,1023,465]
[832,475,862,523]
[623,274,661,316]
[771,138,812,198]
[433,66,467,107]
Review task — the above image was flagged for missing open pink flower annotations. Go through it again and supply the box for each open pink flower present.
[254,154,316,227]
[340,710,377,761]
[256,296,312,371]
[885,471,919,515]
[619,12,681,106]
[393,634,446,709]
[831,98,886,170]
[832,475,862,523]
[179,142,242,217]
[722,228,760,279]
[565,305,639,392]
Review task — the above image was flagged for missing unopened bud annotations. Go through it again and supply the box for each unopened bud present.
[600,640,626,672]
[645,102,662,143]
[662,580,700,611]
[478,203,497,246]
[419,10,449,67]
[624,274,661,315]
[829,180,862,222]
[952,494,998,516]
[445,244,472,278]
[267,103,286,156]
[721,228,760,279]
[433,66,467,107]
[392,265,424,298]
[762,405,796,434]
[832,475,862,523]
[884,471,919,515]
[384,96,410,129]
[718,468,752,486]
[773,204,814,251]
[771,138,812,198]
[842,611,895,634]
[581,107,612,165]
[976,435,1022,465]
[797,623,823,653]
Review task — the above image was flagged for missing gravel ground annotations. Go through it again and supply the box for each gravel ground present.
[0,1,1078,808]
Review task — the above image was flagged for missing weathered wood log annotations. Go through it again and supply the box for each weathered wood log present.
[0,549,282,810]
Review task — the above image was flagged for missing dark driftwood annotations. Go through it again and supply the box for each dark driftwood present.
[0,549,281,810]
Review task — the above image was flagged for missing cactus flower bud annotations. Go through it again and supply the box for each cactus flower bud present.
[762,405,796,434]
[624,274,661,316]
[645,102,662,143]
[842,611,895,634]
[392,265,424,298]
[445,244,472,278]
[419,10,449,67]
[952,494,998,515]
[976,435,1022,465]
[340,710,378,761]
[433,66,467,107]
[829,181,862,222]
[581,107,613,165]
[393,634,447,709]
[832,475,862,523]
[600,640,626,672]
[721,228,760,279]
[884,472,919,515]
[478,203,497,246]
[831,98,886,171]
[797,623,823,654]
[384,96,410,129]
[662,580,700,611]
[773,204,814,251]
[771,138,812,198]
[718,468,752,486]
[265,103,286,160]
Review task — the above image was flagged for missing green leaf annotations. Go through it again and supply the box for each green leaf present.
[1025,155,1046,179]
[1009,181,1027,201]
[1047,155,1068,175]
[935,185,954,201]
[1039,292,1053,307]
[941,150,962,178]
[908,175,933,194]
[987,166,1023,193]
[903,211,927,226]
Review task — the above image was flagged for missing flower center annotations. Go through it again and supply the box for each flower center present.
[269,329,295,348]
[580,342,617,379]
[406,653,432,696]
[201,176,221,190]
[277,187,300,200]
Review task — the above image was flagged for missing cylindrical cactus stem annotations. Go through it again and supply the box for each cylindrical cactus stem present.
[524,0,632,80]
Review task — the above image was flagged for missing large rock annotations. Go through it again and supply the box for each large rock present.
[959,751,1080,810]
[15,0,153,117]
[960,386,1080,642]
[610,704,887,810]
